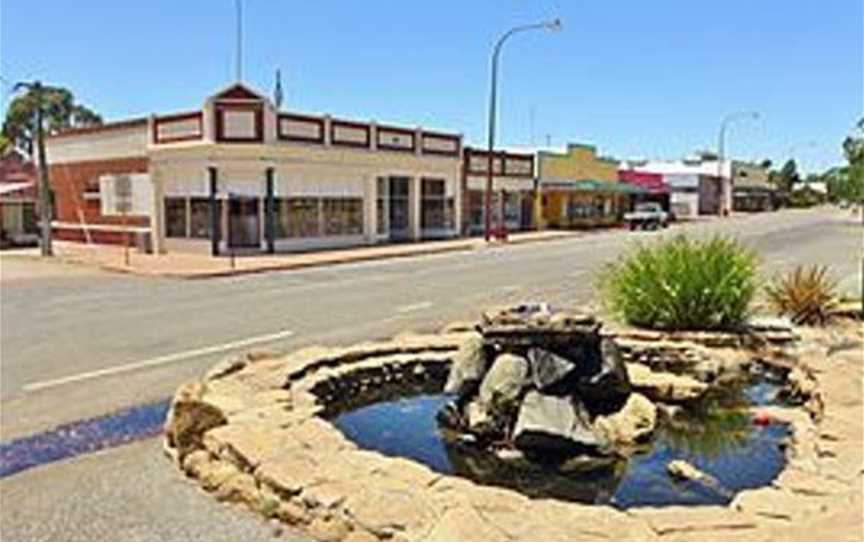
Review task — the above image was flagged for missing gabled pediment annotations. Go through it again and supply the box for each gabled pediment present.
[211,83,266,102]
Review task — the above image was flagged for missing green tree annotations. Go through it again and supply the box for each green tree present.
[769,158,800,193]
[831,118,864,205]
[2,84,102,156]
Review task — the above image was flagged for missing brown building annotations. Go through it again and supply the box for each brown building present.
[461,147,535,235]
[0,150,38,247]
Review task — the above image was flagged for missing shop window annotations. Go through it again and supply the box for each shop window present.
[504,192,521,223]
[322,198,363,236]
[421,178,454,230]
[165,197,187,238]
[275,198,320,238]
[189,198,213,239]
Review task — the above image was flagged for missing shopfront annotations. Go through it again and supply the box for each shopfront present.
[46,83,463,255]
[461,147,535,235]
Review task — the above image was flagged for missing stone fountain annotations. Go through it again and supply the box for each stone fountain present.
[438,304,655,461]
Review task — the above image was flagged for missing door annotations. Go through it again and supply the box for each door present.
[388,177,411,241]
[228,196,260,248]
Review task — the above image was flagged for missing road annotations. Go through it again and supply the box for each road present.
[0,207,861,541]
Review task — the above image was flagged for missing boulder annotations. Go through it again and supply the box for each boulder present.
[593,392,657,446]
[578,338,631,404]
[527,347,577,392]
[443,334,487,399]
[513,391,607,455]
[478,353,529,410]
[163,383,228,461]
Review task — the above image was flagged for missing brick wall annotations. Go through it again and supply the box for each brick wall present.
[49,156,150,227]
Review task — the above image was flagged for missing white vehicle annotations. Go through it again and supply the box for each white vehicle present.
[623,202,670,230]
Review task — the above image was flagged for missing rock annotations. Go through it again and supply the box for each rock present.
[580,338,631,403]
[443,334,487,398]
[307,516,351,542]
[667,459,708,481]
[785,366,818,403]
[214,471,260,504]
[593,393,657,446]
[435,401,463,429]
[465,400,496,437]
[747,316,796,333]
[343,485,432,538]
[478,353,529,410]
[197,458,242,492]
[342,531,380,542]
[626,363,708,402]
[276,501,310,525]
[667,460,729,498]
[513,391,607,455]
[527,347,577,392]
[164,384,228,461]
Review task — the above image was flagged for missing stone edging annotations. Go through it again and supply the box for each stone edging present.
[163,325,863,542]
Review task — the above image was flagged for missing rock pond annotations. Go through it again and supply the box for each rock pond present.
[331,377,789,507]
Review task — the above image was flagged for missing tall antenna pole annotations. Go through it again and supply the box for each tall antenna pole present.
[235,0,243,81]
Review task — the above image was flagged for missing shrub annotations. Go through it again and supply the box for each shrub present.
[765,265,839,325]
[599,235,758,331]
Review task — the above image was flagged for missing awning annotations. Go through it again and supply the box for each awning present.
[0,181,35,196]
[538,178,646,194]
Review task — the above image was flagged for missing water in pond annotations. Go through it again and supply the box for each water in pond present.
[331,381,789,508]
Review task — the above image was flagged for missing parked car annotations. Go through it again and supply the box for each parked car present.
[623,202,669,230]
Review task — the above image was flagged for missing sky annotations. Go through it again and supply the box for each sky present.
[1,1,861,173]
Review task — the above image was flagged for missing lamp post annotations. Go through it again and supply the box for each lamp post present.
[718,111,759,216]
[484,18,562,241]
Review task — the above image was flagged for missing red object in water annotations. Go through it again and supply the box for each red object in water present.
[752,412,772,426]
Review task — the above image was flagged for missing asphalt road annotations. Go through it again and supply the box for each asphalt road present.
[0,207,860,541]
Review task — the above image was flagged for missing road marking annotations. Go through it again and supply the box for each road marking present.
[395,301,434,314]
[22,329,296,393]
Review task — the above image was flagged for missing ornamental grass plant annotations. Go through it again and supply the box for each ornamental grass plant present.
[765,265,839,326]
[600,235,758,331]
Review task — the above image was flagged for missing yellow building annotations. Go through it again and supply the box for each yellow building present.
[535,143,634,229]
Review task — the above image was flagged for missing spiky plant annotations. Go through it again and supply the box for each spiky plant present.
[765,265,839,326]
[599,235,759,331]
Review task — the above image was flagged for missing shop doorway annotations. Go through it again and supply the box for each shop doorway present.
[387,177,411,241]
[227,196,260,249]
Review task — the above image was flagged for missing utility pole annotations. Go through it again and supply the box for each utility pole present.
[14,81,53,256]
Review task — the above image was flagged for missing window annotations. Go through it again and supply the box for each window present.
[504,192,521,223]
[189,198,213,239]
[421,178,454,230]
[165,198,187,238]
[275,198,320,238]
[322,198,363,235]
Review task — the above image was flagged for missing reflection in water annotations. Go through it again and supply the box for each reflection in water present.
[331,378,789,507]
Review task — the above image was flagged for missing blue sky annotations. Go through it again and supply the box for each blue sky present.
[1,1,860,172]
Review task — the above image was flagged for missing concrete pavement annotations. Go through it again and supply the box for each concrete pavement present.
[0,207,860,541]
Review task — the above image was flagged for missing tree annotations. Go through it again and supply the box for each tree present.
[2,84,102,157]
[843,118,864,166]
[769,159,800,194]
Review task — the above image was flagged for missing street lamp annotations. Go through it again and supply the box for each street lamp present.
[718,110,760,216]
[484,18,562,241]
